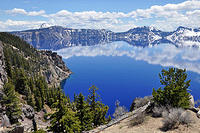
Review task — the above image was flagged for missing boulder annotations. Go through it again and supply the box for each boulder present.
[197,110,200,118]
[22,105,35,119]
[0,114,11,128]
[189,95,195,108]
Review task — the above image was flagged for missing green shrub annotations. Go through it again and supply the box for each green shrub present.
[152,68,191,108]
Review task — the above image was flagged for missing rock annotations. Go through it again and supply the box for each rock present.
[0,41,7,89]
[22,105,35,119]
[197,110,200,118]
[8,126,24,133]
[189,95,195,108]
[188,107,199,113]
[0,114,11,128]
[41,50,71,87]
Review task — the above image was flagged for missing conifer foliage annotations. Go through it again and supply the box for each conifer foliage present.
[87,85,109,127]
[152,68,191,108]
[2,82,22,124]
[74,93,93,131]
[50,85,109,133]
[50,88,81,133]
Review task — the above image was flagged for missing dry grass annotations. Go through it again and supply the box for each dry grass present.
[161,108,193,131]
[113,106,127,119]
[130,112,146,126]
[130,96,152,111]
[152,105,168,117]
[99,110,200,133]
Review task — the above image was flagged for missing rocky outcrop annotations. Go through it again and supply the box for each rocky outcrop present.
[0,41,7,89]
[21,105,35,119]
[189,95,195,108]
[0,41,8,132]
[40,50,72,86]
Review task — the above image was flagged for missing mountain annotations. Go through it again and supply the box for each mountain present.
[114,26,171,47]
[166,26,200,47]
[11,26,114,50]
[11,26,200,50]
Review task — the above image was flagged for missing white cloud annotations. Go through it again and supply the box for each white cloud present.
[6,8,45,16]
[2,0,200,31]
[0,19,46,31]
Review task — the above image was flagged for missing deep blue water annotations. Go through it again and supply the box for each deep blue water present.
[56,42,200,116]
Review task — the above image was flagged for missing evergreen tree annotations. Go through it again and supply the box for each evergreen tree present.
[15,69,29,95]
[28,77,35,92]
[2,82,22,124]
[75,93,93,131]
[34,88,43,111]
[152,68,191,108]
[27,87,35,107]
[50,88,81,133]
[87,85,108,126]
[4,53,13,79]
[35,76,48,106]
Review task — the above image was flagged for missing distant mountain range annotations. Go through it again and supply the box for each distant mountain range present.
[11,26,200,50]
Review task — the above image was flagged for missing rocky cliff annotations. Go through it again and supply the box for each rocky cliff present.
[0,41,7,89]
[11,26,114,50]
[11,26,200,50]
[40,50,71,86]
[0,32,71,87]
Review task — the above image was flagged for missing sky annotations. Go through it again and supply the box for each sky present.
[0,0,200,32]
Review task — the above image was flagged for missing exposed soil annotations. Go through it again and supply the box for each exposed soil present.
[100,110,200,133]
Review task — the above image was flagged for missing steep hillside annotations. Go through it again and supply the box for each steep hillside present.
[0,32,71,132]
[0,32,71,87]
[0,41,7,89]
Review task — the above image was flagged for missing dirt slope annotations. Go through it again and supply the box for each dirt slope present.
[101,110,200,133]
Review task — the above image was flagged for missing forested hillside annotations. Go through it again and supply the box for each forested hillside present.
[0,33,109,133]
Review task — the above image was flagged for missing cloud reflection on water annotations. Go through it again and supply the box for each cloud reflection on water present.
[56,42,200,74]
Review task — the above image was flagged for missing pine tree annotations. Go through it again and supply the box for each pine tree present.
[75,93,93,131]
[152,68,191,108]
[15,69,29,95]
[35,76,48,106]
[2,82,22,124]
[34,88,43,111]
[87,85,109,126]
[27,87,35,107]
[50,88,81,133]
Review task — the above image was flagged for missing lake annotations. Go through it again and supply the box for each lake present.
[56,41,200,116]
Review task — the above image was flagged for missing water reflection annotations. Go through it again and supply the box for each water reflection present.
[56,42,200,74]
